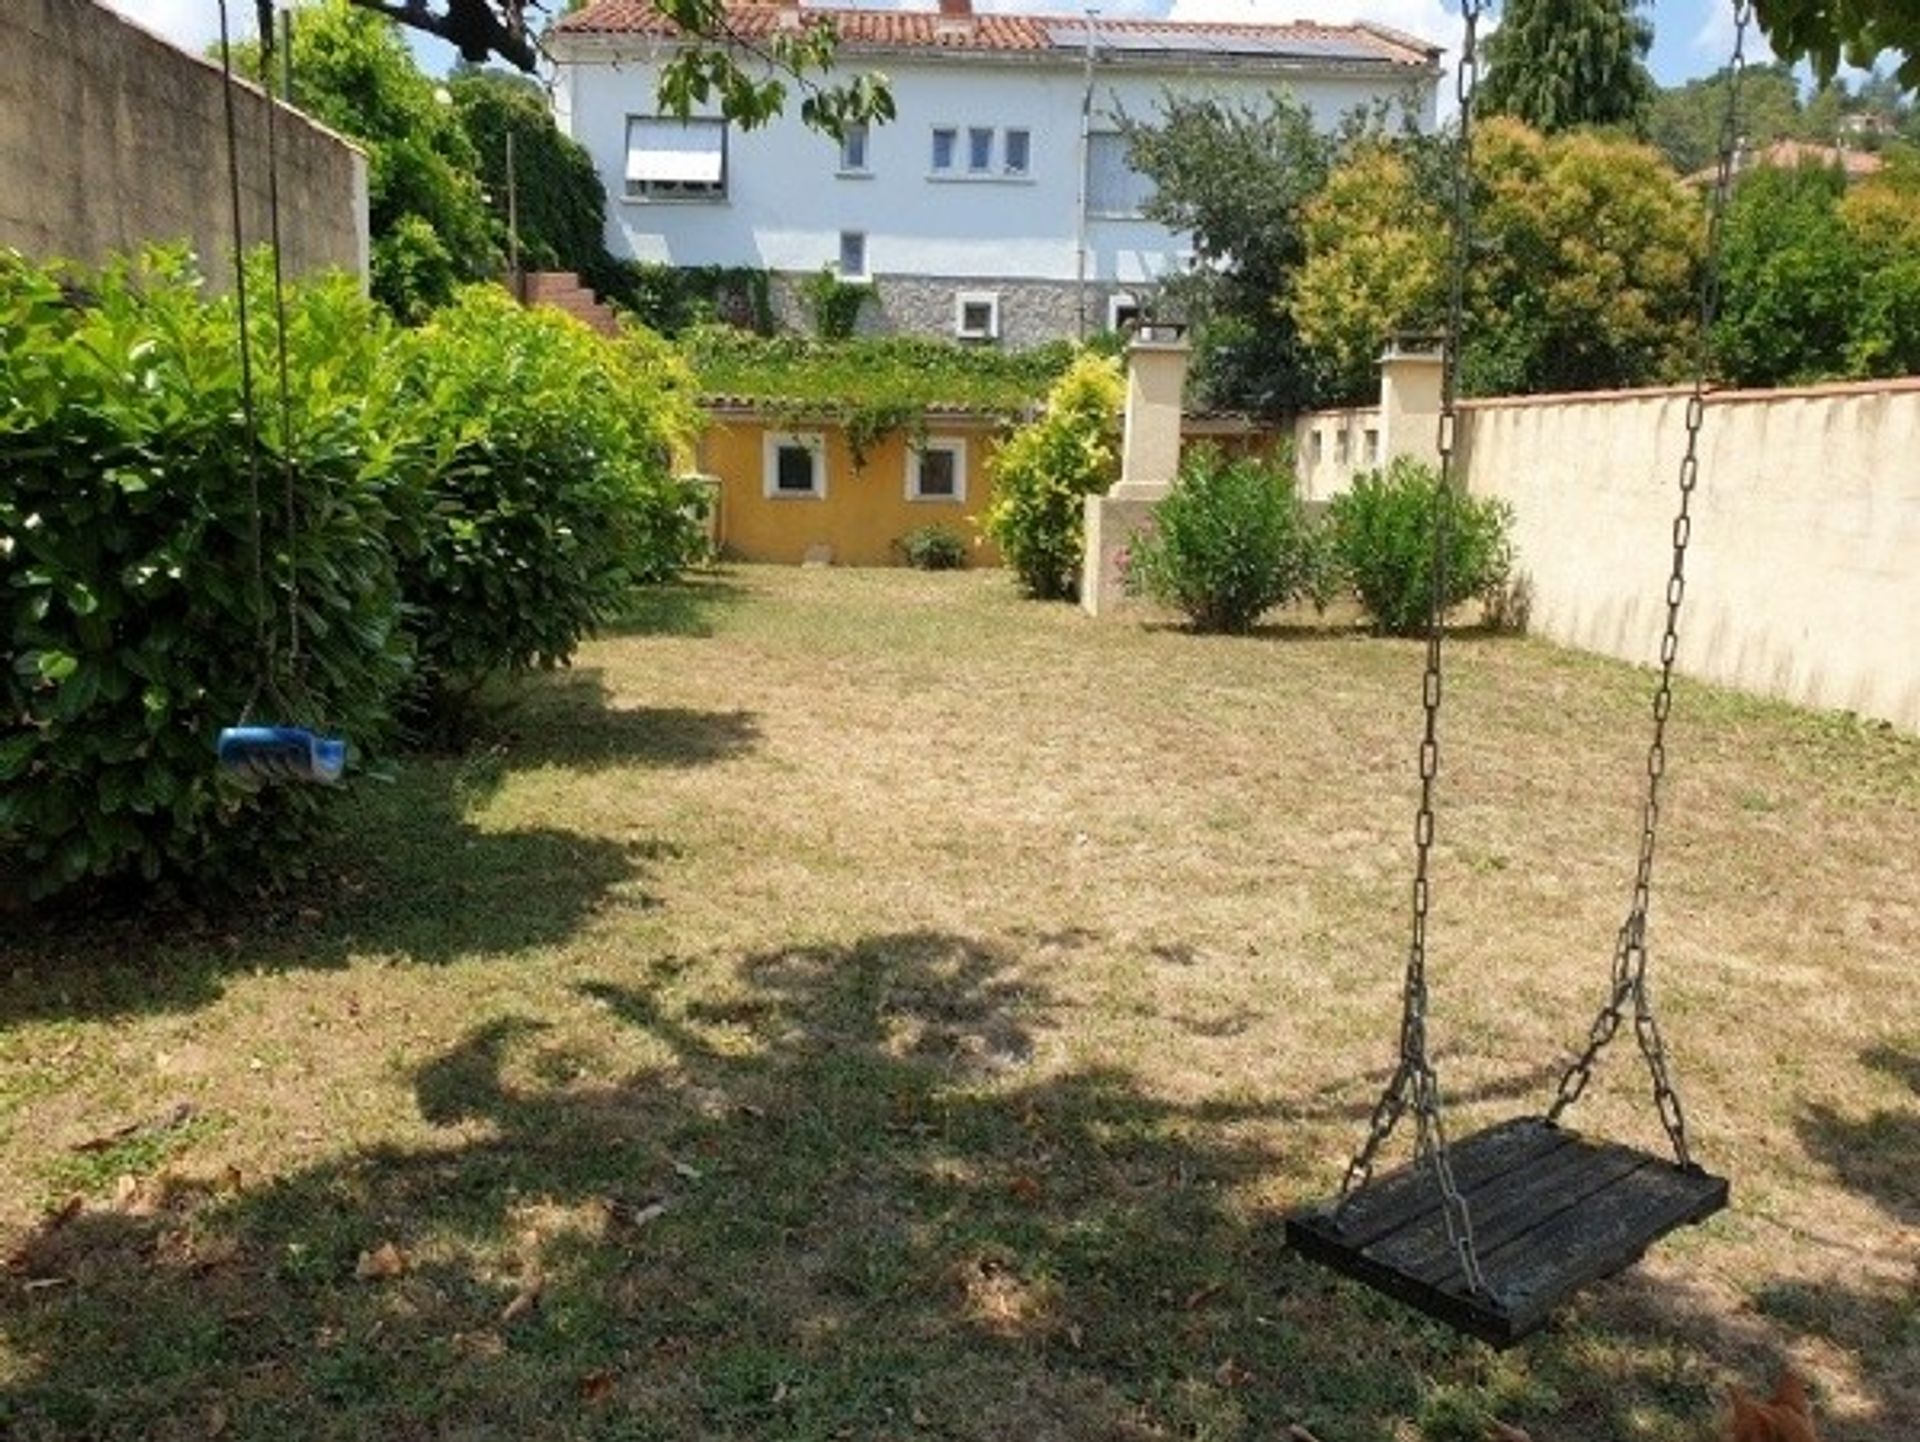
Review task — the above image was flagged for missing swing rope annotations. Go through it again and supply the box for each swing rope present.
[1548,0,1757,1164]
[216,0,306,720]
[216,0,275,721]
[1332,0,1491,1299]
[1328,0,1755,1299]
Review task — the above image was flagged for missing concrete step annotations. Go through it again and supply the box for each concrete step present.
[521,270,620,336]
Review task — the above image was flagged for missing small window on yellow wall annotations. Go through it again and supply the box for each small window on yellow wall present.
[764,432,825,498]
[907,437,967,502]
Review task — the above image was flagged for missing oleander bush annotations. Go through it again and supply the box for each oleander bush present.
[0,249,411,902]
[1125,446,1331,633]
[1326,456,1515,636]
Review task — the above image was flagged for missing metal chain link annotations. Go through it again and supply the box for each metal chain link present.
[1546,0,1753,1167]
[1336,0,1489,1300]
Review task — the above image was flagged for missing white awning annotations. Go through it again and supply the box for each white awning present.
[626,118,724,184]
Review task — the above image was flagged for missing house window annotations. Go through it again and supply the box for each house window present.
[1004,128,1031,176]
[625,116,727,200]
[839,122,870,174]
[968,126,994,173]
[1086,132,1153,217]
[1309,429,1324,466]
[1107,293,1141,333]
[955,291,1000,341]
[907,438,967,502]
[839,230,868,280]
[1335,428,1351,466]
[931,126,957,172]
[764,432,825,499]
[1364,427,1381,466]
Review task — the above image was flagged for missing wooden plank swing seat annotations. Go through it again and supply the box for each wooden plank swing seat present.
[1285,1117,1729,1347]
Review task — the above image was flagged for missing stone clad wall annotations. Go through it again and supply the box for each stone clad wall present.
[771,273,1130,348]
[0,0,368,284]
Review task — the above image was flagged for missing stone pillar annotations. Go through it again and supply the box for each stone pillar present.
[1378,339,1445,467]
[1082,333,1192,616]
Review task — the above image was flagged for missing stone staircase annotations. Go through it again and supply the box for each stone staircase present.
[520,270,620,336]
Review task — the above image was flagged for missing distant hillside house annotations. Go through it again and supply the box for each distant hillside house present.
[548,0,1441,347]
[1683,138,1888,188]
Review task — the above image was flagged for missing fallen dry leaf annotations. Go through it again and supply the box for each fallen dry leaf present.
[1008,1173,1044,1206]
[672,1160,703,1181]
[1287,1427,1326,1442]
[217,1165,244,1195]
[206,1400,230,1437]
[579,1368,616,1404]
[354,1242,407,1281]
[500,1275,544,1323]
[1184,1282,1224,1310]
[73,1101,197,1153]
[1213,1357,1254,1388]
[1486,1425,1533,1442]
[602,1196,667,1229]
[45,1194,84,1230]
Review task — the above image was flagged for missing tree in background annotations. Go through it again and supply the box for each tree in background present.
[261,1,498,320]
[1647,63,1804,174]
[450,68,612,281]
[1292,142,1447,404]
[1716,163,1920,384]
[1292,118,1700,400]
[1120,95,1340,415]
[1476,0,1657,133]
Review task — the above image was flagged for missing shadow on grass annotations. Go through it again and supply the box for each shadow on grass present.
[608,574,752,639]
[487,668,761,773]
[1796,1045,1920,1230]
[3,930,1905,1440]
[0,681,757,1028]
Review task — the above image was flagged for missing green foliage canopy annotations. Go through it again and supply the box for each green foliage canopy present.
[982,354,1125,601]
[1475,0,1658,133]
[450,68,610,278]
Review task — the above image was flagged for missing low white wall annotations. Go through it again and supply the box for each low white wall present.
[1458,379,1920,732]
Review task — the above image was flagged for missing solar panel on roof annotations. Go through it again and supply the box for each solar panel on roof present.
[1044,24,1385,61]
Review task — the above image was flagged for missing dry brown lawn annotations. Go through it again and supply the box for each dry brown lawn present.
[2,565,1916,1441]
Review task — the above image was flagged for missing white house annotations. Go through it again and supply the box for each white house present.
[548,0,1440,347]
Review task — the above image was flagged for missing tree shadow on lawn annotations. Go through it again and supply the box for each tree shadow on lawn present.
[3,929,1898,1441]
[1796,1044,1920,1232]
[0,683,757,1028]
[606,573,752,640]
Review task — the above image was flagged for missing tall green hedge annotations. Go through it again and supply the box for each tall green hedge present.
[1,254,704,904]
[0,251,411,900]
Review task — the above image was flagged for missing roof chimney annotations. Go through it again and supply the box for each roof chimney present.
[935,0,976,40]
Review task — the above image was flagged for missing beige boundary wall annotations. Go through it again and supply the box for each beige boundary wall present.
[1456,379,1920,734]
[1,0,369,284]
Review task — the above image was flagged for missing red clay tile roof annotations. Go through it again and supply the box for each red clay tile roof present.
[1681,138,1886,187]
[554,2,1439,67]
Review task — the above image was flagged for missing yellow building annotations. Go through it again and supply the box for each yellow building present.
[694,400,1287,567]
[695,403,1007,567]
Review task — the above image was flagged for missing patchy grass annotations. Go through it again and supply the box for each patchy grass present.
[2,567,1916,1441]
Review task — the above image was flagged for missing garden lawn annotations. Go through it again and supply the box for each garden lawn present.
[2,566,1916,1441]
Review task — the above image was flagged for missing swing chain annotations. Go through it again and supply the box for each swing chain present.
[1337,0,1489,1301]
[1547,0,1753,1166]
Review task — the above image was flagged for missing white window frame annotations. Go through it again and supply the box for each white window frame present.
[954,291,1000,341]
[931,125,958,173]
[1003,128,1032,177]
[906,437,968,504]
[967,126,995,174]
[838,121,870,175]
[1107,293,1141,333]
[839,230,869,281]
[763,432,826,500]
[623,115,728,203]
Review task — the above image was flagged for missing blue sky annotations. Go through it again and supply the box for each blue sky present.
[101,0,1784,88]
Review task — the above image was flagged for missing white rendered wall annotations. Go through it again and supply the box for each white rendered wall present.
[557,48,1435,283]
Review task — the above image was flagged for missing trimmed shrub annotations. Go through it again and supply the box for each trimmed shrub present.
[1326,457,1515,636]
[981,353,1124,600]
[1124,446,1330,633]
[898,524,968,571]
[0,250,411,902]
[384,287,703,723]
